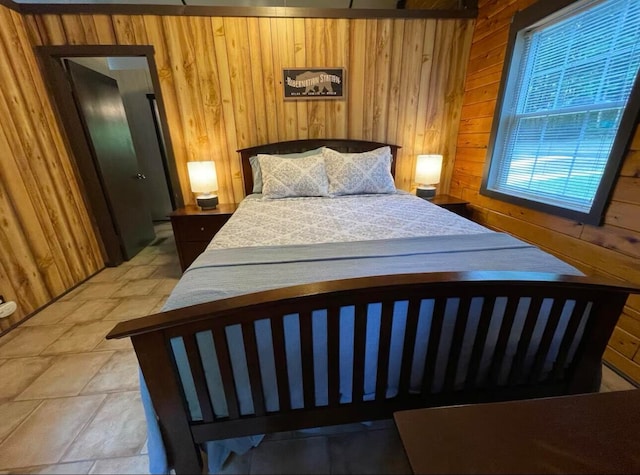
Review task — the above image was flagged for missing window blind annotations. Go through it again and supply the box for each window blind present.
[488,0,640,213]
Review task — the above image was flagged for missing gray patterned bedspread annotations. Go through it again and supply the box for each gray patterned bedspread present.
[208,192,488,249]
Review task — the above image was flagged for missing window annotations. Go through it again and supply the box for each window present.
[481,0,640,224]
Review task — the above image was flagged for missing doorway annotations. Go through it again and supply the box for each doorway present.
[37,46,183,266]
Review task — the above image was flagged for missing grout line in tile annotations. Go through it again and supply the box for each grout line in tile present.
[75,353,120,397]
[0,399,45,446]
[58,394,111,465]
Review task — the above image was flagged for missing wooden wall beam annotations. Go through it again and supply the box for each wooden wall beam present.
[19,4,477,19]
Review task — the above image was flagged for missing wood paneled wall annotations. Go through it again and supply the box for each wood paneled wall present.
[0,5,103,331]
[24,13,475,204]
[452,0,640,383]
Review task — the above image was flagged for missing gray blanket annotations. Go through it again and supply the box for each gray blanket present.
[164,232,581,312]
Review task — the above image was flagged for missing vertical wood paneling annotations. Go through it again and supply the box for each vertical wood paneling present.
[395,19,428,190]
[347,19,366,141]
[247,17,269,146]
[258,18,279,144]
[0,5,103,331]
[333,19,349,139]
[93,14,117,44]
[193,16,232,205]
[211,16,244,199]
[386,19,405,147]
[307,18,326,139]
[293,18,309,139]
[373,19,392,142]
[10,11,103,271]
[142,15,190,203]
[362,19,377,141]
[451,0,640,383]
[40,15,67,44]
[279,19,298,140]
[79,15,99,44]
[31,14,473,201]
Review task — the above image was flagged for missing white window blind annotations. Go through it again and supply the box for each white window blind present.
[487,0,640,213]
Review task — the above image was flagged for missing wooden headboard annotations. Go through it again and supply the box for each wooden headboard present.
[237,139,401,194]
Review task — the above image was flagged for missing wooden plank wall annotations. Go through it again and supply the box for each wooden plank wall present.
[451,0,640,383]
[24,13,475,204]
[0,5,104,331]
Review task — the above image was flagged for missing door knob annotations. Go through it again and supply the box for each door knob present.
[135,173,146,180]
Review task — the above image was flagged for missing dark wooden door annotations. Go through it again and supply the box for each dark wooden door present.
[67,61,155,260]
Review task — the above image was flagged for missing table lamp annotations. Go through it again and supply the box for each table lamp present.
[415,154,443,200]
[187,161,219,209]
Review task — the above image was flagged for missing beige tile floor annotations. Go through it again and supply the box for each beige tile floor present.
[0,223,636,474]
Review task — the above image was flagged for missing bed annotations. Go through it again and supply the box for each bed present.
[107,139,639,475]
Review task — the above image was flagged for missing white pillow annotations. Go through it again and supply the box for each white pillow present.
[258,154,330,199]
[249,147,324,193]
[322,146,396,195]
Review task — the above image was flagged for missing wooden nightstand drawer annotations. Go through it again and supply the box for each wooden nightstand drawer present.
[169,204,238,272]
[177,216,229,242]
[179,241,210,269]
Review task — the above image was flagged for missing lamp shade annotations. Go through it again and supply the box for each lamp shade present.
[187,161,218,193]
[415,154,443,185]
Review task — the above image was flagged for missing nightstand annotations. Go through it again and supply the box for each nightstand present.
[429,195,470,218]
[169,203,237,271]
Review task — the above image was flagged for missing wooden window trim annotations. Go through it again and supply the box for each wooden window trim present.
[480,0,640,226]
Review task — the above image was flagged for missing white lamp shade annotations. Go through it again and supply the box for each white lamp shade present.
[187,161,218,194]
[415,154,443,185]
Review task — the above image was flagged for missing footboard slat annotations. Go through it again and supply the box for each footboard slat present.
[465,296,496,390]
[299,311,315,409]
[327,306,340,407]
[241,322,266,417]
[551,300,588,380]
[528,299,566,384]
[183,334,214,423]
[444,297,472,393]
[375,300,395,400]
[398,298,421,394]
[488,296,519,385]
[211,328,240,419]
[271,315,291,412]
[420,298,446,395]
[508,297,543,385]
[352,304,368,403]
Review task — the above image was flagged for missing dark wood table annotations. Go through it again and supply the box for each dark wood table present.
[394,390,640,474]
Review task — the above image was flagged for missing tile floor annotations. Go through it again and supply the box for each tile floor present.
[0,223,636,474]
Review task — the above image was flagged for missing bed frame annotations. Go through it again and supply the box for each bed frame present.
[105,140,639,474]
[107,272,638,474]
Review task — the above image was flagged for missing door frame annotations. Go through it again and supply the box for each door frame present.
[35,44,183,266]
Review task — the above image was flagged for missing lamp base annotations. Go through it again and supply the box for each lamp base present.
[196,194,218,210]
[416,185,436,200]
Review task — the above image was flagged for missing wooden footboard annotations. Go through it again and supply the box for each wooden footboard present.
[107,271,639,474]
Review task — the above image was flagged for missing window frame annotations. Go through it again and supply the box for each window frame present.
[480,0,640,225]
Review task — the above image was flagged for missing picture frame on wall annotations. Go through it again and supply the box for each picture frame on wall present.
[283,68,346,100]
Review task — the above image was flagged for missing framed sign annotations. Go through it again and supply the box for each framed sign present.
[283,68,346,100]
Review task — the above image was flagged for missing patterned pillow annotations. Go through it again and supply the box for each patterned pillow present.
[323,146,396,195]
[249,148,324,193]
[258,154,330,199]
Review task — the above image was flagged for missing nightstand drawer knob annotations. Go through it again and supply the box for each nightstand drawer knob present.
[200,227,205,231]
